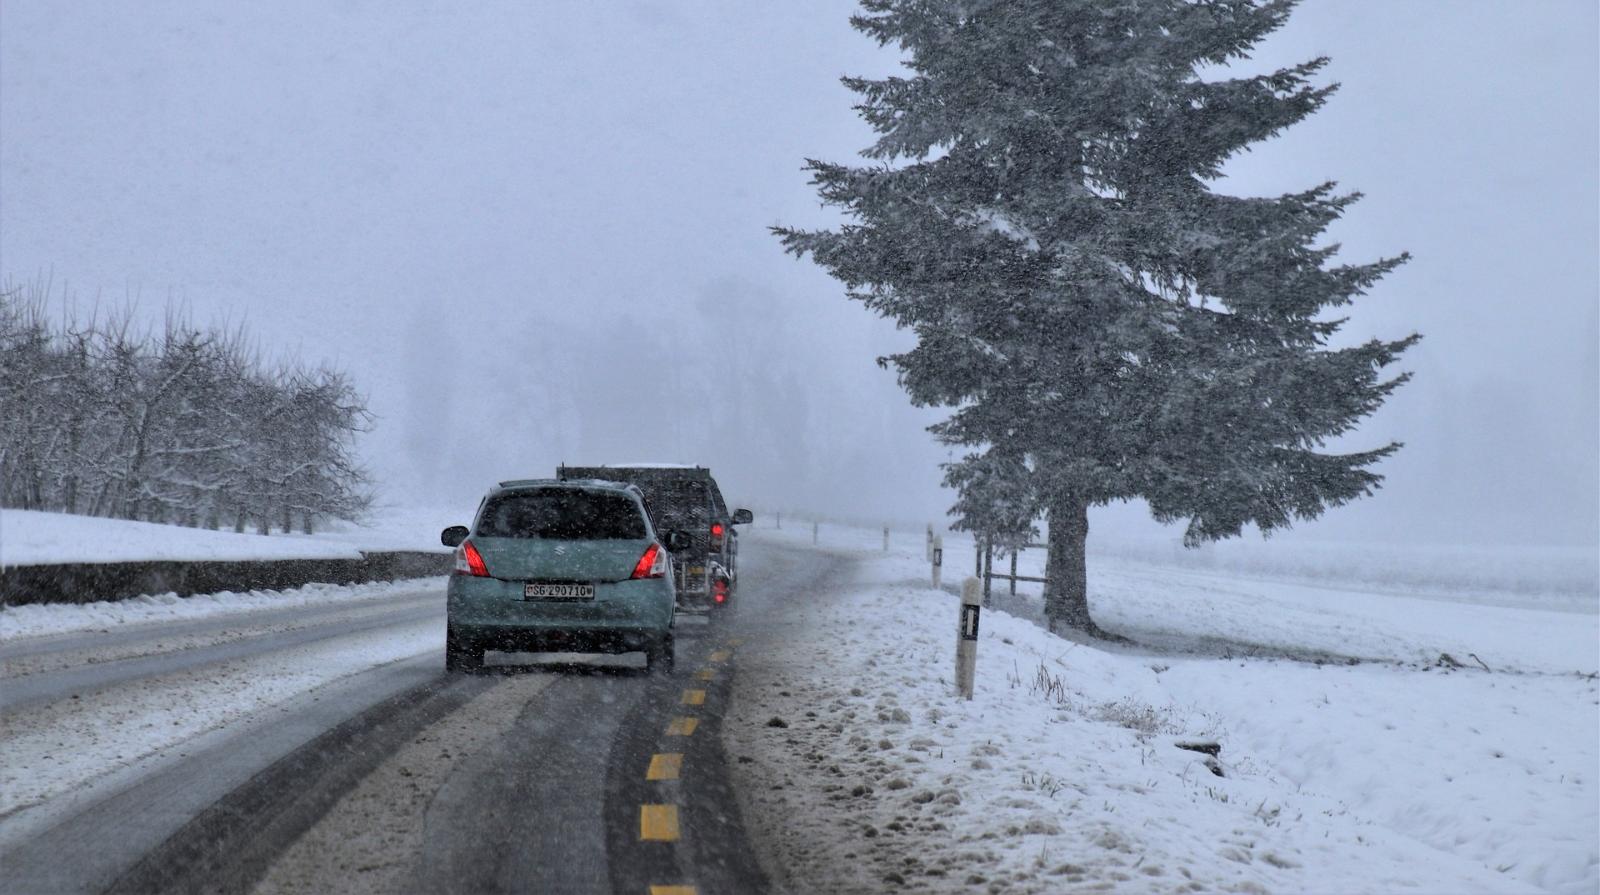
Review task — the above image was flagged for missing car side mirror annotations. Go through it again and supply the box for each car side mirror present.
[665,530,692,552]
[441,525,469,548]
[731,508,753,525]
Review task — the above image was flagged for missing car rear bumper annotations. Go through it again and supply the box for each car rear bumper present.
[450,622,666,655]
[446,575,675,646]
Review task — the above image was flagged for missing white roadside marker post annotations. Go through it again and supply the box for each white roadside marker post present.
[812,521,818,545]
[883,525,889,552]
[931,535,943,589]
[925,524,933,560]
[956,577,981,700]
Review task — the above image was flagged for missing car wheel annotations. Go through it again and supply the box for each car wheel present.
[647,632,675,675]
[445,626,483,673]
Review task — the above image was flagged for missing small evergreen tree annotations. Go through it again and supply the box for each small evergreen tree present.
[776,0,1417,636]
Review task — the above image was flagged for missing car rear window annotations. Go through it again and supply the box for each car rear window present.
[477,489,647,540]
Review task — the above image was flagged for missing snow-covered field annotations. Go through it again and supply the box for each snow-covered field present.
[0,505,458,568]
[783,516,1598,613]
[730,527,1599,895]
[0,509,361,567]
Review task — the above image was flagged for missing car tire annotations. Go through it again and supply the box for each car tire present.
[445,626,484,673]
[647,632,675,675]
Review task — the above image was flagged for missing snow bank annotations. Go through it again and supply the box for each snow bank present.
[0,506,458,569]
[0,577,446,641]
[730,530,1598,895]
[0,510,362,567]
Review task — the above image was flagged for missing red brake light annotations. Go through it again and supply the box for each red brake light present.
[713,578,728,603]
[631,543,666,579]
[455,540,489,577]
[711,523,724,537]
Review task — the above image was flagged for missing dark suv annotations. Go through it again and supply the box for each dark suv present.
[557,464,752,614]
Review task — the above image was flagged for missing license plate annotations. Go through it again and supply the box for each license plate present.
[687,566,705,576]
[523,583,595,600]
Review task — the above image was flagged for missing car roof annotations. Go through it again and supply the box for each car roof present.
[602,462,699,469]
[492,478,641,497]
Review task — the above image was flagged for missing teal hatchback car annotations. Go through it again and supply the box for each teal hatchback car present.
[441,479,690,674]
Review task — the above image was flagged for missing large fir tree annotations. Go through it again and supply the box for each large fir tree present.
[776,0,1417,636]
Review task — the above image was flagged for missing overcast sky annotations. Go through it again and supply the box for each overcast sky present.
[3,0,1595,548]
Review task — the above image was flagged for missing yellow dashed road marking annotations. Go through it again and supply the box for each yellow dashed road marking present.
[680,689,706,706]
[647,753,683,781]
[709,649,731,662]
[666,717,699,736]
[640,804,680,841]
[694,669,715,681]
[650,887,697,895]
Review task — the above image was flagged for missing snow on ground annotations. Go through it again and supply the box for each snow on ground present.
[794,522,1598,675]
[730,527,1599,895]
[0,603,441,816]
[1,509,457,569]
[0,577,447,642]
[302,503,463,554]
[0,509,361,567]
[780,516,1598,612]
[0,505,457,569]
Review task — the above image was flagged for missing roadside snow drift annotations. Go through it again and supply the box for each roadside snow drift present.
[0,510,361,567]
[0,506,458,568]
[729,530,1598,895]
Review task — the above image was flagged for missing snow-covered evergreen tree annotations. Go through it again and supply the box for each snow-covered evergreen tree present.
[776,0,1417,635]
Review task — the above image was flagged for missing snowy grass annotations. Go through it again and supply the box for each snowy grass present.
[729,529,1599,895]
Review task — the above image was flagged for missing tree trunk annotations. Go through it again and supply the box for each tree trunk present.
[1042,495,1106,638]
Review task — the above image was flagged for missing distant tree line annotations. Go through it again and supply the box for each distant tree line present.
[0,279,372,534]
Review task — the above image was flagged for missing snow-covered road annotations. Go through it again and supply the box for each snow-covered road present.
[0,579,446,822]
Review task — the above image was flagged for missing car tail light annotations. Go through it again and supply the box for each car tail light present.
[454,540,489,577]
[713,578,728,604]
[632,543,667,579]
[710,522,725,550]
